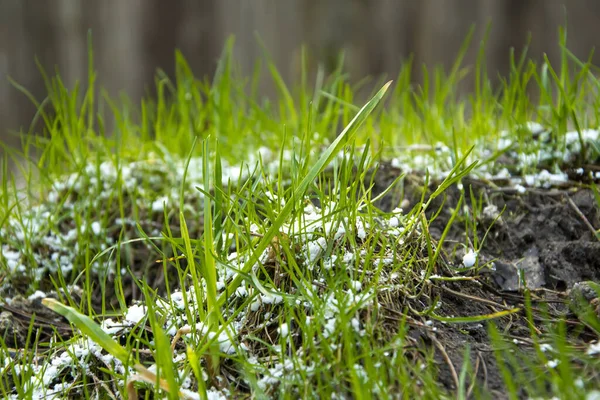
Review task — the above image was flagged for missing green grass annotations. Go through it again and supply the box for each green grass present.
[1,29,600,399]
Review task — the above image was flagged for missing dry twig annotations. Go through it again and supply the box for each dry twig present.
[429,334,459,392]
[566,195,598,239]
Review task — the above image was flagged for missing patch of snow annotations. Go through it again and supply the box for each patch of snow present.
[261,293,283,305]
[152,196,169,212]
[250,300,261,312]
[462,249,478,268]
[323,255,338,270]
[90,221,102,235]
[305,237,327,266]
[349,280,363,292]
[101,318,123,335]
[539,343,553,353]
[515,184,527,194]
[124,304,147,325]
[278,323,289,338]
[323,318,337,338]
[27,290,46,301]
[235,286,248,297]
[482,204,499,220]
[342,252,355,264]
[587,341,600,355]
[356,219,368,240]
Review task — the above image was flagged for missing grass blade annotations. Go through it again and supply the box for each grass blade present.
[218,80,393,305]
[42,298,130,363]
[430,308,521,323]
[42,298,192,399]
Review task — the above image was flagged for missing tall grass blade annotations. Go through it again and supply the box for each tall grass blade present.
[218,81,393,305]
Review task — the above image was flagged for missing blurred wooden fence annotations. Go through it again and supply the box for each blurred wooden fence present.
[1,0,599,148]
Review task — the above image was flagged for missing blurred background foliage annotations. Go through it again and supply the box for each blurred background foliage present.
[1,0,599,147]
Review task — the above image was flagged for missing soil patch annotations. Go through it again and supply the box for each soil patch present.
[370,161,600,396]
[1,160,599,397]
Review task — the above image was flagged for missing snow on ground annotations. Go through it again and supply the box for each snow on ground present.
[1,124,598,396]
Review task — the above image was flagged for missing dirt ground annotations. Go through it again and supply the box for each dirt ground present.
[1,161,599,398]
[372,162,600,397]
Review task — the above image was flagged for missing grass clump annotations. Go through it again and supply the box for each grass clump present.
[1,29,600,399]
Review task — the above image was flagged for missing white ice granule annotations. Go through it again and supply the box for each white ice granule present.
[482,204,499,220]
[151,196,169,212]
[90,221,101,235]
[323,255,337,270]
[2,246,22,272]
[524,121,545,133]
[207,330,236,355]
[565,129,599,145]
[587,342,600,355]
[515,184,527,194]
[250,300,261,312]
[306,237,327,264]
[374,257,394,268]
[101,318,122,335]
[169,291,186,310]
[99,161,116,178]
[322,294,339,319]
[27,291,46,301]
[462,249,478,268]
[278,323,289,338]
[388,216,400,228]
[181,388,231,400]
[323,221,346,240]
[1,247,20,261]
[539,343,553,353]
[124,304,147,324]
[349,280,363,292]
[5,260,18,272]
[41,364,60,385]
[356,220,368,240]
[495,168,511,179]
[342,252,354,264]
[261,293,283,305]
[524,175,536,186]
[64,228,78,242]
[323,318,336,338]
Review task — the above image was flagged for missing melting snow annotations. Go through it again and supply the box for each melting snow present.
[124,304,147,325]
[462,250,478,268]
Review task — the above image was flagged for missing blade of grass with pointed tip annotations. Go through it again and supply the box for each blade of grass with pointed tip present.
[218,81,393,306]
[203,138,219,329]
[180,212,205,321]
[187,347,208,400]
[144,286,179,400]
[42,298,130,362]
[42,298,191,399]
[430,308,521,323]
[202,137,221,374]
